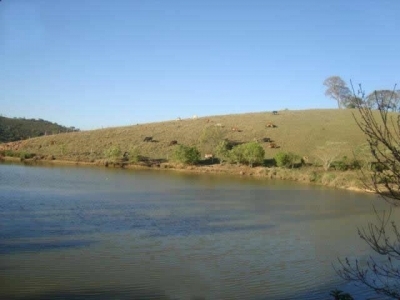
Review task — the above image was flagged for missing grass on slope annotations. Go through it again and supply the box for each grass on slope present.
[4,109,374,163]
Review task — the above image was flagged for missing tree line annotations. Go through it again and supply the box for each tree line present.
[0,116,79,143]
[324,76,400,110]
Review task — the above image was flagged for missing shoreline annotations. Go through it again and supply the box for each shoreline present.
[1,156,376,195]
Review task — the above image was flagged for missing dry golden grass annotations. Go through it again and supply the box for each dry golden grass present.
[4,108,383,162]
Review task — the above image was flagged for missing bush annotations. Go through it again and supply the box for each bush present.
[331,160,348,171]
[19,152,35,160]
[127,147,141,163]
[348,159,362,170]
[215,140,231,163]
[174,145,201,165]
[4,150,17,157]
[228,142,265,167]
[104,145,122,163]
[274,152,299,168]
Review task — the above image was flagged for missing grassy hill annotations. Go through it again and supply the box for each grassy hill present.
[0,116,79,143]
[0,109,372,164]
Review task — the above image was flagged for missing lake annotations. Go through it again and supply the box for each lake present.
[0,163,396,300]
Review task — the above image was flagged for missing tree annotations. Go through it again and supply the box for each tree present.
[323,76,352,109]
[365,89,400,111]
[228,142,265,167]
[174,145,201,165]
[313,141,347,171]
[198,125,225,154]
[334,83,400,299]
[274,151,300,168]
[344,96,364,109]
[215,140,231,164]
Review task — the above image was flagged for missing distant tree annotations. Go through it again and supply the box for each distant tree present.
[323,76,352,109]
[343,96,364,109]
[365,89,400,111]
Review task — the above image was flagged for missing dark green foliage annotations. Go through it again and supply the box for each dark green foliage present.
[331,156,363,171]
[370,161,389,172]
[19,152,35,160]
[348,159,362,170]
[331,159,348,171]
[215,140,232,163]
[274,152,299,168]
[174,145,201,165]
[0,150,35,159]
[228,142,265,167]
[0,116,79,143]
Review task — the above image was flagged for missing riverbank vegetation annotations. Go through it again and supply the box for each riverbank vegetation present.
[0,109,387,192]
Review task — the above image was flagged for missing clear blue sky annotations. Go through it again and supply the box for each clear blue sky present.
[1,0,399,130]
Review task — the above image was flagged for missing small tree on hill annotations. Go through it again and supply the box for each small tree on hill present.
[199,125,225,154]
[228,142,265,167]
[324,76,352,109]
[274,152,300,168]
[314,141,347,171]
[215,140,231,163]
[174,145,201,165]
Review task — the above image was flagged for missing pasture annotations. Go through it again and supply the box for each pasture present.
[0,109,374,164]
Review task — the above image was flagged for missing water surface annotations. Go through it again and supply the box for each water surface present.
[0,163,396,300]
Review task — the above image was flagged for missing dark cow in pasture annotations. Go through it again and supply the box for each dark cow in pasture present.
[169,140,178,146]
[262,137,271,143]
[143,136,153,142]
[272,111,278,115]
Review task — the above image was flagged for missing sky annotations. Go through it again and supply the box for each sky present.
[1,0,399,130]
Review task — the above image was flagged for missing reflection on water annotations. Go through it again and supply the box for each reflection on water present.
[0,163,396,300]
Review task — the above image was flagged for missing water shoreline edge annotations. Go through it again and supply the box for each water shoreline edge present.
[1,156,376,195]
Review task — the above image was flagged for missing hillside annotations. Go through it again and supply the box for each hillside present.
[0,109,373,163]
[0,116,79,143]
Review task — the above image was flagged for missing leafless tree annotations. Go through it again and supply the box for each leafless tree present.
[334,82,400,299]
[313,141,347,171]
[323,76,352,109]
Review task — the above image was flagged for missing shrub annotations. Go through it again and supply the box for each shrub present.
[4,150,16,157]
[215,140,231,163]
[19,152,35,160]
[348,159,362,170]
[199,125,225,154]
[104,145,122,163]
[228,142,265,167]
[174,145,201,165]
[331,160,348,171]
[127,147,141,163]
[274,152,299,168]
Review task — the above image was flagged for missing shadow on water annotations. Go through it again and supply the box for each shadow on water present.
[0,239,95,255]
[4,285,383,300]
[5,288,189,300]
